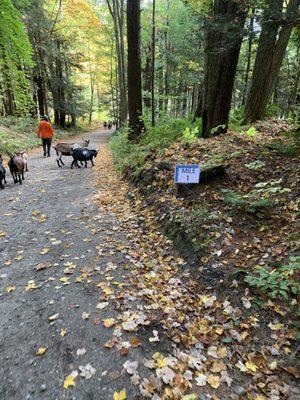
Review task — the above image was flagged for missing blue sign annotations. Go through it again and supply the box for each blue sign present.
[174,164,200,184]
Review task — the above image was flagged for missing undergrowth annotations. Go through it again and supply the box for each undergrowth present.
[110,116,200,174]
[245,256,300,299]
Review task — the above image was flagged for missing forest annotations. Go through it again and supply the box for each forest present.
[0,0,299,133]
[0,1,299,400]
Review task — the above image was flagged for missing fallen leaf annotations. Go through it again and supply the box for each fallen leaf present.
[49,313,59,321]
[36,347,47,356]
[113,388,126,400]
[63,371,78,389]
[103,318,116,328]
[60,329,67,337]
[82,312,89,320]
[207,374,220,389]
[79,364,96,379]
[25,281,38,291]
[5,286,16,293]
[77,348,86,356]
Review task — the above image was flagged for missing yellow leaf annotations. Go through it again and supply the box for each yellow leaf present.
[0,231,7,237]
[217,347,227,358]
[215,327,223,335]
[103,318,116,328]
[268,322,284,331]
[246,361,259,372]
[59,277,69,283]
[40,248,51,255]
[64,374,76,389]
[5,286,16,293]
[25,282,38,291]
[36,347,47,356]
[103,287,114,295]
[32,210,40,216]
[207,374,220,389]
[60,329,67,337]
[113,389,126,400]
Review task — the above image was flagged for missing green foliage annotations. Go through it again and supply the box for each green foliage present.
[245,257,300,299]
[222,179,292,214]
[109,128,147,174]
[245,160,266,170]
[110,116,200,174]
[246,126,259,137]
[0,0,34,114]
[266,140,299,157]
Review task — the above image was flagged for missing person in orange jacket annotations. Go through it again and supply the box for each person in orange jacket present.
[37,116,54,157]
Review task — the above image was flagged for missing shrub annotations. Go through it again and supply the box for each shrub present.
[245,256,300,299]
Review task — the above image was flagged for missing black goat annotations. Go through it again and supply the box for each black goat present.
[71,148,98,169]
[0,155,7,189]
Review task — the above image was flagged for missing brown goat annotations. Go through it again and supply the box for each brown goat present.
[53,138,90,167]
[8,155,25,184]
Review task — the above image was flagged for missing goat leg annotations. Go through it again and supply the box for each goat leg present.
[60,157,65,166]
[91,159,95,166]
[76,160,81,168]
[85,161,87,168]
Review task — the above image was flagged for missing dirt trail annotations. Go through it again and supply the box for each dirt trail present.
[0,129,142,400]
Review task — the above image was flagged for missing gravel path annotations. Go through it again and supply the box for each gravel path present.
[0,129,142,400]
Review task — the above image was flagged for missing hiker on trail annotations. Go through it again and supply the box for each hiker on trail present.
[103,121,107,129]
[37,116,54,157]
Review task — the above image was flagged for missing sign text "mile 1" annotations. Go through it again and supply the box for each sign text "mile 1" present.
[174,164,200,184]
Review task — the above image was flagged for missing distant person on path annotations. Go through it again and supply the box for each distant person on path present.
[37,116,54,157]
[107,121,112,130]
[103,121,107,129]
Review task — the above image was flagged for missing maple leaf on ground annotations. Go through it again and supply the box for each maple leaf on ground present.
[113,388,126,400]
[63,371,78,389]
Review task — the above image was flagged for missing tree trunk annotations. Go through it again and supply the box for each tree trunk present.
[201,0,248,138]
[151,0,156,126]
[127,0,144,141]
[244,0,300,123]
[193,86,203,122]
[107,0,127,125]
[241,7,255,106]
[143,47,152,108]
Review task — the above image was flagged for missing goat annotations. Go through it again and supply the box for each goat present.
[8,155,25,184]
[71,148,98,169]
[53,138,90,167]
[0,155,7,189]
[17,151,29,172]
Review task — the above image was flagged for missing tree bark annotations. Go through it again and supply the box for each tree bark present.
[201,0,248,138]
[127,0,144,141]
[107,0,127,125]
[241,7,255,106]
[143,46,152,108]
[244,0,300,123]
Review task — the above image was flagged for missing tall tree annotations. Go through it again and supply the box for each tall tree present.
[151,0,156,126]
[201,0,248,137]
[244,0,300,123]
[127,0,144,141]
[106,0,127,124]
[0,0,33,115]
